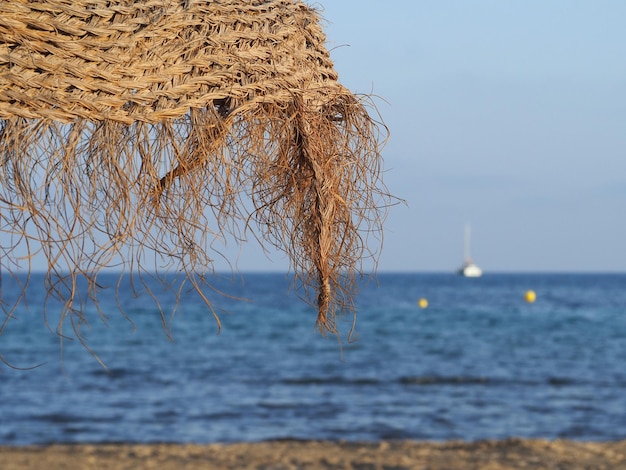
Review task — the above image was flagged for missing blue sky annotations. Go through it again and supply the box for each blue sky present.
[7,1,625,274]
[314,0,626,272]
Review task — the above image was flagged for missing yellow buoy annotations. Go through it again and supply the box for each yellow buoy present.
[418,298,428,309]
[524,290,536,303]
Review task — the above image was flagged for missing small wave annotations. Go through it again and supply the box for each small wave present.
[63,425,94,435]
[282,375,610,388]
[398,375,616,388]
[282,377,380,386]
[547,377,578,386]
[189,411,241,421]
[37,412,79,424]
[90,367,132,379]
[258,401,301,410]
[38,412,122,424]
[154,410,179,420]
[399,376,493,386]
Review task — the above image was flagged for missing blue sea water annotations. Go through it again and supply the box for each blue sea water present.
[1,272,625,445]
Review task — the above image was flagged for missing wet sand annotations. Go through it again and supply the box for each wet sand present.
[1,439,626,469]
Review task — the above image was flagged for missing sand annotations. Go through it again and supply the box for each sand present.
[1,439,626,469]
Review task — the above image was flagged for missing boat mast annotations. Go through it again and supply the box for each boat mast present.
[464,224,471,262]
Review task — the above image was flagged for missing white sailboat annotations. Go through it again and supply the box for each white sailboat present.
[458,224,482,277]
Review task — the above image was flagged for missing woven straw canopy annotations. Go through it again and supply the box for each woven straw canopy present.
[0,0,389,350]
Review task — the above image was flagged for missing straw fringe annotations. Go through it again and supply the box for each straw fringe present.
[0,0,391,348]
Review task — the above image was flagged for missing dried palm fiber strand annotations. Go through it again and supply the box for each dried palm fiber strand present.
[0,0,390,349]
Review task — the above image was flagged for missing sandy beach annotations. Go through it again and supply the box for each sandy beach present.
[1,439,626,469]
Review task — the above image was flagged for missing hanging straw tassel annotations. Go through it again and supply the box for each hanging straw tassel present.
[246,93,386,334]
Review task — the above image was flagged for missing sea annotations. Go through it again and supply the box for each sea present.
[1,272,625,445]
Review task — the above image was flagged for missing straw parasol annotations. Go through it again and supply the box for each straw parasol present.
[0,0,391,353]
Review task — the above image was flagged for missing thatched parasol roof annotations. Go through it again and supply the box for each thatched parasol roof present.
[0,0,390,352]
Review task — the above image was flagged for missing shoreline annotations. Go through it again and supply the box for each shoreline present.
[2,439,626,469]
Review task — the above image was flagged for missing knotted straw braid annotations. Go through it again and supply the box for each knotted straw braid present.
[0,0,390,352]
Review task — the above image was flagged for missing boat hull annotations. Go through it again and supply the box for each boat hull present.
[459,263,482,277]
